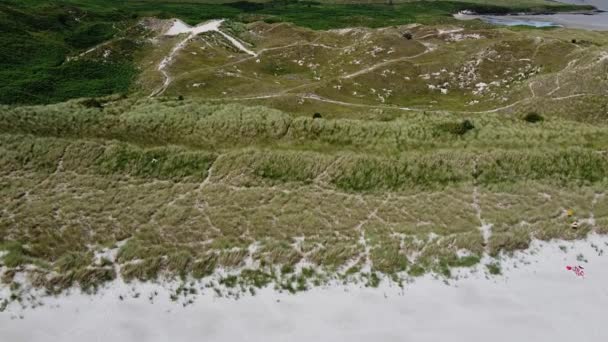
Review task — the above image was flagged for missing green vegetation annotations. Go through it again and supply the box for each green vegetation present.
[0,0,606,297]
[486,262,501,275]
[0,1,139,105]
[0,241,34,268]
[436,119,475,136]
[1,96,607,294]
[0,0,596,105]
[523,112,544,123]
[151,12,607,120]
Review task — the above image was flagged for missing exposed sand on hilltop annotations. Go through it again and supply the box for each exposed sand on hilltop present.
[2,235,607,341]
[150,19,257,97]
[164,19,256,56]
[165,19,222,37]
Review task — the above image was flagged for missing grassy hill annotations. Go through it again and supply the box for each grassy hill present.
[1,96,608,294]
[0,0,607,298]
[0,0,595,105]
[139,19,608,120]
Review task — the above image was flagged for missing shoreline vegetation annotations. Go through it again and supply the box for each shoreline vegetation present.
[1,97,607,300]
[1,0,607,308]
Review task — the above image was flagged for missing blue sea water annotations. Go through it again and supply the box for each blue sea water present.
[480,17,561,28]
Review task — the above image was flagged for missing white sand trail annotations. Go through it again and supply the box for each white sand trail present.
[151,19,256,97]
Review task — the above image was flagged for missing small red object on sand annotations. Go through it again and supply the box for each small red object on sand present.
[566,265,585,277]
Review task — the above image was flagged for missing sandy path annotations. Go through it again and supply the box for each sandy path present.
[1,235,607,341]
[151,19,257,97]
[154,19,606,114]
[209,89,602,115]
[150,34,196,97]
[341,47,431,79]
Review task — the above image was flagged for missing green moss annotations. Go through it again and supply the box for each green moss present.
[301,267,315,278]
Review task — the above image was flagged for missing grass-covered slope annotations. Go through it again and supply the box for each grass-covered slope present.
[1,98,607,295]
[0,0,606,299]
[0,2,141,105]
[139,18,608,119]
[0,0,596,105]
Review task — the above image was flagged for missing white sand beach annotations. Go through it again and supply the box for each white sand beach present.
[2,235,607,342]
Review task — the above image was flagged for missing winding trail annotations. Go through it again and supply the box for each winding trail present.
[151,19,257,97]
[209,90,601,115]
[341,45,432,79]
[154,20,607,115]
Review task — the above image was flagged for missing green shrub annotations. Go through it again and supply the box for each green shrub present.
[166,251,193,278]
[81,98,103,109]
[448,255,481,268]
[75,268,116,291]
[408,264,426,277]
[523,112,544,123]
[65,22,116,49]
[55,252,92,273]
[220,275,238,288]
[367,272,381,287]
[240,270,273,288]
[121,257,162,281]
[486,262,502,275]
[0,241,31,268]
[192,255,217,279]
[436,119,475,136]
[280,264,295,274]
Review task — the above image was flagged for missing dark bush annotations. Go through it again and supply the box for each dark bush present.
[402,32,413,40]
[65,23,115,49]
[312,112,322,119]
[523,112,543,123]
[437,119,475,136]
[81,98,103,109]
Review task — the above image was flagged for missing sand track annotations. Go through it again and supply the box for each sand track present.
[151,19,257,97]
